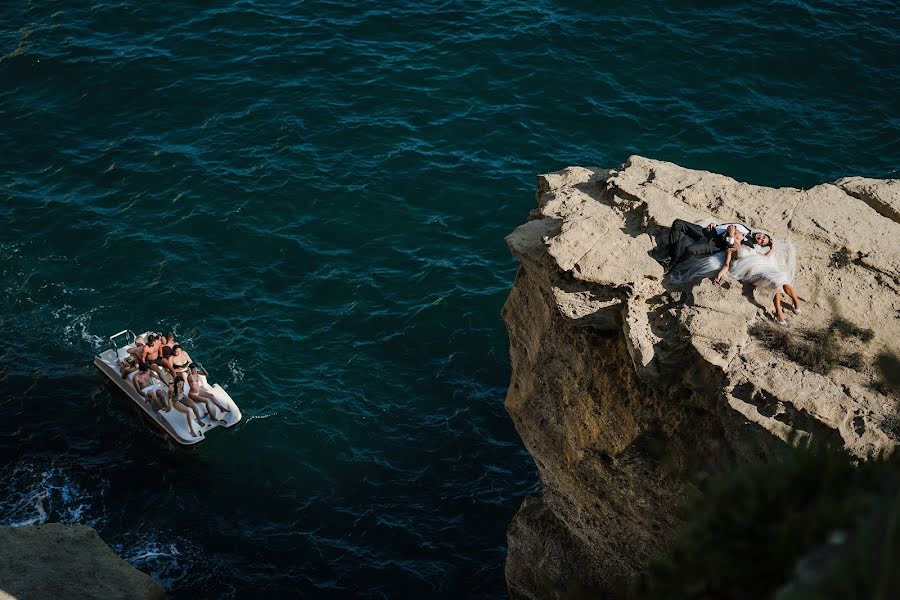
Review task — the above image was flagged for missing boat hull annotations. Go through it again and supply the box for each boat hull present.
[94,342,242,446]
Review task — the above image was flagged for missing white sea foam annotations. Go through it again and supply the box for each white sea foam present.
[60,306,106,349]
[245,412,276,423]
[117,536,187,588]
[115,534,227,593]
[50,303,73,319]
[0,241,22,255]
[227,358,244,384]
[0,462,107,529]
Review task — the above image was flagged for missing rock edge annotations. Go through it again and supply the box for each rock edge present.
[0,523,166,600]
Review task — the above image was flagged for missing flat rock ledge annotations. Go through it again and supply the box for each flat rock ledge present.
[502,156,900,599]
[0,524,165,600]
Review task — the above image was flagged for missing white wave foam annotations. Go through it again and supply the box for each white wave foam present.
[50,303,73,319]
[59,306,106,349]
[227,359,244,384]
[115,534,234,595]
[0,462,107,529]
[245,412,276,423]
[117,536,189,588]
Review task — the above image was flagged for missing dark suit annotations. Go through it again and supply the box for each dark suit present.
[669,219,752,263]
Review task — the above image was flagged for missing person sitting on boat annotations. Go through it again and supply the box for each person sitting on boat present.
[167,376,204,438]
[118,335,146,379]
[160,332,176,360]
[186,363,230,422]
[140,334,168,382]
[132,364,167,412]
[164,345,193,382]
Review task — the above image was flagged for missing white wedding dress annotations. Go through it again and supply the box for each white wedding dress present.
[669,239,797,299]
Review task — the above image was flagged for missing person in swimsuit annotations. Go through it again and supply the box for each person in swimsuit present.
[118,335,146,379]
[186,363,230,422]
[167,376,203,438]
[160,339,174,376]
[165,345,193,382]
[160,332,176,360]
[132,364,167,411]
[140,334,168,382]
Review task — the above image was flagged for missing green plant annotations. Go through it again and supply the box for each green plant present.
[830,247,852,269]
[750,322,835,374]
[642,445,900,599]
[839,352,864,371]
[830,317,874,342]
[712,341,730,355]
[749,317,874,375]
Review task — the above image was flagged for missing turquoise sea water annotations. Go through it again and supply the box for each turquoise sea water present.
[1,1,897,597]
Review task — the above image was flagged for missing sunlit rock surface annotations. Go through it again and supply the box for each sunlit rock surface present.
[502,156,900,598]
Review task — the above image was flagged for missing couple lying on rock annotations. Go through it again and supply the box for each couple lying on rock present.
[664,219,800,325]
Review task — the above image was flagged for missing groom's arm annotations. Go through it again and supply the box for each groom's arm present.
[725,225,744,248]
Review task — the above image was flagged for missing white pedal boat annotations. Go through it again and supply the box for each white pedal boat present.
[94,330,242,446]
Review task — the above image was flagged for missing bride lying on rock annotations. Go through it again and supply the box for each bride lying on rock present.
[670,225,801,324]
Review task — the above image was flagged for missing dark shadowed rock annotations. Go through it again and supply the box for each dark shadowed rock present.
[0,524,166,600]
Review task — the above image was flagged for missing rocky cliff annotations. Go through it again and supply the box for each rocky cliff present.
[502,157,900,598]
[0,524,165,600]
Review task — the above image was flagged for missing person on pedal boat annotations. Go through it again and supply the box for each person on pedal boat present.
[132,364,166,411]
[167,376,204,438]
[140,334,168,382]
[164,345,193,382]
[160,331,176,360]
[118,335,146,379]
[186,363,230,422]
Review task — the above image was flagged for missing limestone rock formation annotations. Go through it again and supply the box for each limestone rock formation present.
[502,156,900,599]
[834,176,900,225]
[0,524,166,600]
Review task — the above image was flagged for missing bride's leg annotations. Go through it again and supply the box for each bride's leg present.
[773,291,786,323]
[783,284,800,312]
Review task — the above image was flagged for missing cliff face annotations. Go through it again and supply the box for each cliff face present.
[0,524,166,600]
[502,157,900,598]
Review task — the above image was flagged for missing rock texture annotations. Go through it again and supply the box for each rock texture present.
[834,176,900,225]
[0,524,166,600]
[502,157,900,599]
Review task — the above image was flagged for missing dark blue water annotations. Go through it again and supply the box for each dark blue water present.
[1,1,897,597]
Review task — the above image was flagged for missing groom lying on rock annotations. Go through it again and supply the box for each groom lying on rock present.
[666,219,768,268]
